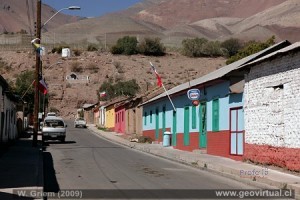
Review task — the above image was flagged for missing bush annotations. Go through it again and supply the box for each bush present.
[87,44,98,51]
[138,37,166,56]
[73,49,82,56]
[221,38,242,57]
[226,36,276,64]
[110,36,138,55]
[202,41,224,57]
[71,62,83,73]
[181,38,208,57]
[51,45,70,54]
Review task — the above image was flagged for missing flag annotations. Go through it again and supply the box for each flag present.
[150,62,162,87]
[34,76,48,95]
[99,91,106,97]
[31,38,43,55]
[39,78,48,95]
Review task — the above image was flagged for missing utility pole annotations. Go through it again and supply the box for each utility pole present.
[33,0,41,147]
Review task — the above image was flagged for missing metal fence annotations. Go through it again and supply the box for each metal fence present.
[0,33,183,52]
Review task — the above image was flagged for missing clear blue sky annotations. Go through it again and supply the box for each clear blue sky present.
[43,0,143,18]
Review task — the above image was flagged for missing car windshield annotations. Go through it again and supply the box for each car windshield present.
[77,118,85,121]
[44,120,64,128]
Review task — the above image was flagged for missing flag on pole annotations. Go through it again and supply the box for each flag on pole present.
[39,78,48,95]
[150,62,162,87]
[34,76,48,95]
[31,38,43,56]
[99,91,106,97]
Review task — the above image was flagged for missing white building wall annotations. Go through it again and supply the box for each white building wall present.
[244,53,300,148]
[2,95,18,142]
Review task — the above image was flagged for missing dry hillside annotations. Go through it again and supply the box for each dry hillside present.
[40,0,300,47]
[0,0,82,33]
[0,50,226,118]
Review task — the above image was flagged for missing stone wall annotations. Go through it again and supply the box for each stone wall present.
[243,51,300,170]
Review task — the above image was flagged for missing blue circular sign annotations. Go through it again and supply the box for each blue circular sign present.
[187,89,201,100]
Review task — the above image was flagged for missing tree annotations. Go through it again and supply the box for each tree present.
[13,70,35,112]
[98,79,140,101]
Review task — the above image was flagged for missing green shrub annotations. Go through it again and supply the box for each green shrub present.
[110,36,138,55]
[181,38,208,57]
[99,79,140,100]
[138,37,166,56]
[221,38,242,57]
[226,36,276,64]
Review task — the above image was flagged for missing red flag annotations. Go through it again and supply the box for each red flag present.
[150,62,162,87]
[34,77,48,95]
[39,78,48,95]
[99,91,106,97]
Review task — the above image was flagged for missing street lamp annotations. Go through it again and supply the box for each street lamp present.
[42,6,81,28]
[32,1,80,147]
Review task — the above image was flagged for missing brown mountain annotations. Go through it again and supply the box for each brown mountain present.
[0,0,82,34]
[2,0,299,44]
[40,0,300,47]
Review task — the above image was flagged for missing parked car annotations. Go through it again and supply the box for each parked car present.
[42,116,67,143]
[74,118,87,128]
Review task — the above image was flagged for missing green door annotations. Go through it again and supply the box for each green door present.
[172,110,177,146]
[155,108,159,139]
[199,102,207,148]
[184,106,190,146]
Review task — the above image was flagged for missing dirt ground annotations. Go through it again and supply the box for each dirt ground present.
[0,50,226,118]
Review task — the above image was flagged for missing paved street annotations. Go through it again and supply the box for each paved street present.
[43,120,257,199]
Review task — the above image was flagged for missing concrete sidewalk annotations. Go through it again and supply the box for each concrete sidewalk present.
[88,125,300,200]
[0,132,43,199]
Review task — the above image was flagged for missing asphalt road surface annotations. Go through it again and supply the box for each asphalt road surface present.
[43,120,257,199]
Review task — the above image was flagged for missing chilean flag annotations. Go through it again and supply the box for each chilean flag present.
[150,62,162,87]
[99,91,106,97]
[39,78,48,95]
[34,76,48,95]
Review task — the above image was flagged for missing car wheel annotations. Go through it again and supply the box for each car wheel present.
[61,137,65,143]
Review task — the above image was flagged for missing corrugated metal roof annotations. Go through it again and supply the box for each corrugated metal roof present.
[141,40,291,106]
[237,41,300,69]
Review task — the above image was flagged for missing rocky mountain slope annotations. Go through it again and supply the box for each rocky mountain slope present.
[2,0,298,46]
[0,0,82,33]
[0,50,225,118]
[40,0,300,46]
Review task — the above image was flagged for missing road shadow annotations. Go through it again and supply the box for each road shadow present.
[42,140,76,148]
[0,192,35,200]
[0,139,43,189]
[43,152,60,193]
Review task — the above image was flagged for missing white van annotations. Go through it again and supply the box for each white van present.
[42,116,67,143]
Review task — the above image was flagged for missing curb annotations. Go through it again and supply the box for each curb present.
[89,126,300,200]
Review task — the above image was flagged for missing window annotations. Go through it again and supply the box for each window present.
[212,98,219,131]
[144,112,147,125]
